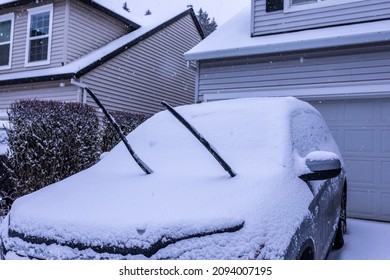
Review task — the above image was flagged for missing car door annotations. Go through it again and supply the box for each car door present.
[291,110,341,258]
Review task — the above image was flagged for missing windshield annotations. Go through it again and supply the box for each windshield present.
[103,98,293,177]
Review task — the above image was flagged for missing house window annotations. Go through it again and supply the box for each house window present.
[0,13,14,70]
[266,0,284,12]
[25,4,53,66]
[285,0,365,12]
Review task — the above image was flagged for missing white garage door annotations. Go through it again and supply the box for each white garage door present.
[310,98,390,222]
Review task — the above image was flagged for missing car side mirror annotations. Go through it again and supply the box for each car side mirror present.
[299,151,341,182]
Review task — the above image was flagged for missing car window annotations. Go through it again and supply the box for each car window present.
[291,110,338,195]
[290,110,333,157]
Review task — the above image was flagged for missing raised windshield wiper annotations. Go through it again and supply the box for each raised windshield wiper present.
[71,79,152,175]
[161,101,236,178]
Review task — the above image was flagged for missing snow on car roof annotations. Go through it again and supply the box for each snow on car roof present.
[5,97,317,259]
[185,5,390,61]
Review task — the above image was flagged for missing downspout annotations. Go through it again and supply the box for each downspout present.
[80,78,87,104]
[194,61,200,103]
[250,0,255,37]
[71,77,87,104]
[186,60,200,103]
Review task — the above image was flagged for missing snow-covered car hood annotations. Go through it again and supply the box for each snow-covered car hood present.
[2,97,316,259]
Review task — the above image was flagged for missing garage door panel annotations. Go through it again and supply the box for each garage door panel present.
[348,189,376,217]
[311,98,390,222]
[381,101,390,121]
[346,159,376,184]
[344,129,375,153]
[382,131,390,152]
[381,193,390,218]
[381,161,390,184]
[345,102,376,122]
[316,102,344,121]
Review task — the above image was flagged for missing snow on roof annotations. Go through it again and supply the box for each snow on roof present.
[111,0,192,26]
[185,5,390,61]
[0,0,140,25]
[92,0,141,25]
[0,1,196,85]
[0,8,192,84]
[92,0,187,27]
[0,0,189,28]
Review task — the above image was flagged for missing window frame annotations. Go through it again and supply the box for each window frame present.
[25,4,54,67]
[284,0,365,13]
[0,13,14,70]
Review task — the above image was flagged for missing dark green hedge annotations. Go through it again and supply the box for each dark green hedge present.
[0,100,148,216]
[4,100,101,198]
[101,110,147,152]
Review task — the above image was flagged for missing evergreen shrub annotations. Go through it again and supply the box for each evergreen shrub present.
[101,110,147,152]
[5,100,101,198]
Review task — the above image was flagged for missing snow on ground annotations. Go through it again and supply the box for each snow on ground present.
[328,218,390,260]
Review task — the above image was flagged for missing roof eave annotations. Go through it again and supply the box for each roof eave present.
[0,73,76,86]
[185,29,390,61]
[0,0,29,10]
[0,8,201,86]
[78,0,140,29]
[0,0,141,29]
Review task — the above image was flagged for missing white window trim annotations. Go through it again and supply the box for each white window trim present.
[284,0,365,13]
[0,13,14,70]
[25,4,54,67]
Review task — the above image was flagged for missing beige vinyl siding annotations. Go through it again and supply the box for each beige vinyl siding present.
[0,0,66,74]
[0,80,78,112]
[197,43,390,100]
[0,0,132,75]
[252,0,390,36]
[66,0,131,63]
[7,8,25,72]
[52,0,67,66]
[81,14,202,115]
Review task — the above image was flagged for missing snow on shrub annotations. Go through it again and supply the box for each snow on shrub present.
[101,110,147,152]
[4,100,101,198]
[0,155,15,217]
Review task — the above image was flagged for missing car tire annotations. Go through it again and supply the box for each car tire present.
[299,246,314,260]
[298,239,315,260]
[333,186,347,250]
[0,238,5,260]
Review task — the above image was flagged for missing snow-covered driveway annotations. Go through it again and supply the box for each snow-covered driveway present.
[328,218,390,260]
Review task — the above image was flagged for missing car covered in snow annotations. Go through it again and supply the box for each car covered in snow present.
[0,97,346,260]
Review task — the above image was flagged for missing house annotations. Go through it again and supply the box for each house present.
[0,0,204,118]
[185,0,390,222]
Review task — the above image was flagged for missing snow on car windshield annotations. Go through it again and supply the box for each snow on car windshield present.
[3,97,315,259]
